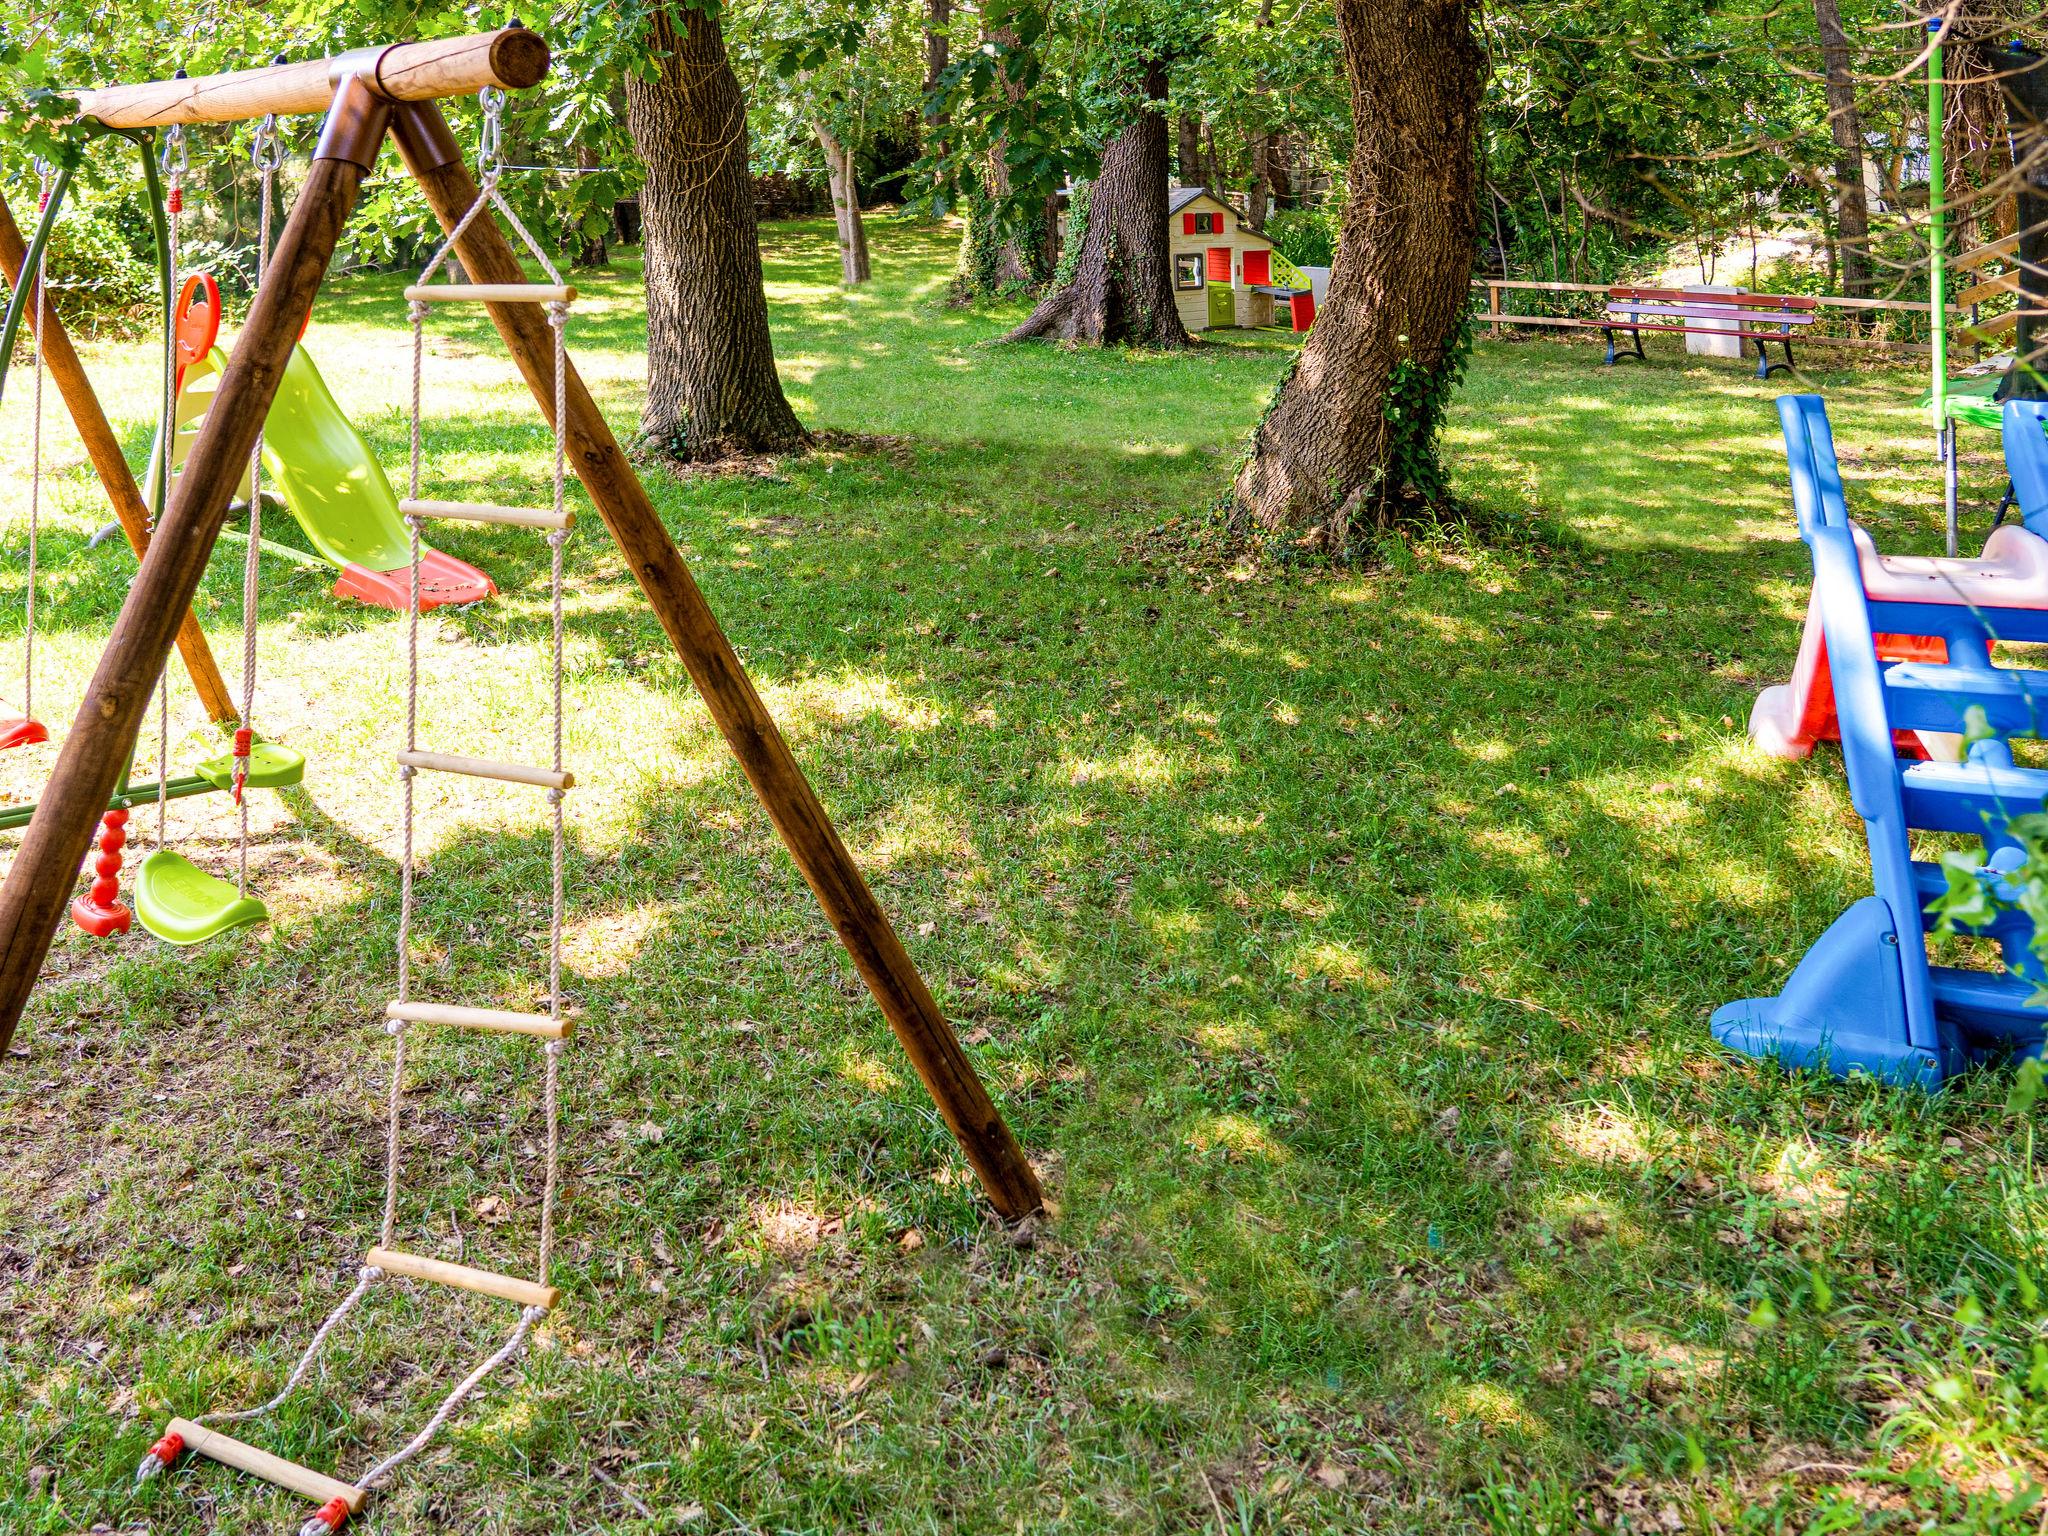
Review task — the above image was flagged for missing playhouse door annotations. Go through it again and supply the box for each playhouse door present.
[1204,246,1235,328]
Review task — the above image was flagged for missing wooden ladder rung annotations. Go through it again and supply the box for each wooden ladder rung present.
[386,999,573,1040]
[366,1246,560,1310]
[399,498,574,532]
[404,282,576,305]
[165,1418,366,1511]
[398,749,573,792]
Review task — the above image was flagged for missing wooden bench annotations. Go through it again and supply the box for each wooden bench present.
[1603,287,1820,377]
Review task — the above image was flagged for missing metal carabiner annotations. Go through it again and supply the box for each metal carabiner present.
[477,86,507,177]
[159,123,190,180]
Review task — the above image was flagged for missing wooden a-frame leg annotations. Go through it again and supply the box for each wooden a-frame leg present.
[0,78,393,1057]
[388,101,1044,1221]
[0,195,238,725]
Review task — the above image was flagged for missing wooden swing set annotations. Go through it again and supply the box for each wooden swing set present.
[0,28,1042,1526]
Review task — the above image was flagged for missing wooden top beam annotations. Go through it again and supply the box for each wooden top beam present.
[73,28,549,129]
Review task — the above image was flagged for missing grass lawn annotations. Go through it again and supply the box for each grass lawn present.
[3,214,2044,1534]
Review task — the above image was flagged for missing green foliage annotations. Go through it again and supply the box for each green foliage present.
[41,196,154,330]
[1049,180,1091,289]
[1381,312,1474,511]
[1263,206,1336,268]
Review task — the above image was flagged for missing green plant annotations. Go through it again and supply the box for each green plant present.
[1264,206,1337,269]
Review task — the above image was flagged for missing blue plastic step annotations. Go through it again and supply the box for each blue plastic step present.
[1899,758,2048,834]
[1929,965,2048,1049]
[1885,660,2048,736]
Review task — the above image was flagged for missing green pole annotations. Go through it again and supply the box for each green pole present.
[1929,16,1948,432]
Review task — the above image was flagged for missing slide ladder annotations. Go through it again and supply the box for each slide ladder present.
[1714,395,2048,1083]
[1749,398,2048,758]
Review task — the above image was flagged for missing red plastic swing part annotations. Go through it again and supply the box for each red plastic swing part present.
[299,1496,352,1535]
[71,809,133,937]
[134,1427,185,1483]
[0,717,48,750]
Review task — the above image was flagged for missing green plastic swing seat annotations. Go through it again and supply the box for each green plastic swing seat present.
[133,849,270,946]
[192,741,306,793]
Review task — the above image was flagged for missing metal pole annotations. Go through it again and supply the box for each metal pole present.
[1930,16,1958,554]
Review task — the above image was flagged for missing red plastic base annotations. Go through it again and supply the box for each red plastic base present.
[0,717,48,750]
[333,551,496,613]
[71,894,133,937]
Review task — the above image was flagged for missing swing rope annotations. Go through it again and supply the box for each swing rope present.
[141,91,580,1528]
[154,124,188,849]
[21,159,48,726]
[233,114,285,895]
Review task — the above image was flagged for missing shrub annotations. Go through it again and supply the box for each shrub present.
[1264,206,1338,269]
[41,202,155,336]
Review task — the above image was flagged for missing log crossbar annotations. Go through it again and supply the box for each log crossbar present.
[73,30,550,129]
[166,1419,366,1510]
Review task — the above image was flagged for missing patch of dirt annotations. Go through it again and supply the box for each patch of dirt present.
[645,429,915,482]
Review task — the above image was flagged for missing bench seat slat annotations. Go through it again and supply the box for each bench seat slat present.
[1605,304,1815,325]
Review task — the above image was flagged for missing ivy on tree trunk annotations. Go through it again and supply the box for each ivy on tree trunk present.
[1004,62,1188,349]
[1229,0,1483,550]
[624,4,809,461]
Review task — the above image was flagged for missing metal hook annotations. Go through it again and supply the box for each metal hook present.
[251,112,287,174]
[478,86,507,178]
[159,124,189,179]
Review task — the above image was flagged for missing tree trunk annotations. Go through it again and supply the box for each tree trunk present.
[574,140,608,269]
[1005,63,1189,349]
[624,5,808,460]
[1813,0,1873,325]
[1228,0,1484,548]
[954,14,1051,296]
[814,119,872,285]
[1263,133,1291,210]
[925,0,951,124]
[1177,114,1203,185]
[1247,131,1271,230]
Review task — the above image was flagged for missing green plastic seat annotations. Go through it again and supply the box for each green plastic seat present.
[133,849,270,946]
[192,742,305,792]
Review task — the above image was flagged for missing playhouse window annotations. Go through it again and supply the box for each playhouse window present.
[1174,253,1205,291]
[1193,211,1221,234]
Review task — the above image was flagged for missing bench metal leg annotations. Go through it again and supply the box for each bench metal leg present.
[1604,325,1643,367]
[1755,335,1797,380]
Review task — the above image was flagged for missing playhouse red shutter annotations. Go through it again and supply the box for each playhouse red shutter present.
[1183,212,1197,235]
[1206,246,1231,282]
[1242,250,1270,286]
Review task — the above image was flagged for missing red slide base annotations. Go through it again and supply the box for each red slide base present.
[0,717,48,750]
[71,894,133,938]
[333,551,496,613]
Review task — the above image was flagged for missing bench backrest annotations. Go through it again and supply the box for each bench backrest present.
[1609,285,1819,313]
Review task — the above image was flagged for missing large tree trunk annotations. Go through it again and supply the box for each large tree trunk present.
[1005,64,1188,349]
[574,140,608,269]
[624,5,808,460]
[1177,113,1203,185]
[1228,0,1483,548]
[1813,0,1873,323]
[814,119,872,285]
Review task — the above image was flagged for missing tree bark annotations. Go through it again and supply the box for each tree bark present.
[1813,0,1873,323]
[1005,63,1188,349]
[574,140,608,269]
[1229,0,1484,548]
[1247,131,1271,229]
[955,14,1051,295]
[925,0,951,124]
[814,118,872,285]
[624,4,808,460]
[1177,113,1203,185]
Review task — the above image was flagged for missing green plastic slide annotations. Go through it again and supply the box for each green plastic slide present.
[161,343,496,611]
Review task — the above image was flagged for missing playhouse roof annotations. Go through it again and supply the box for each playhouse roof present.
[1166,185,1216,216]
